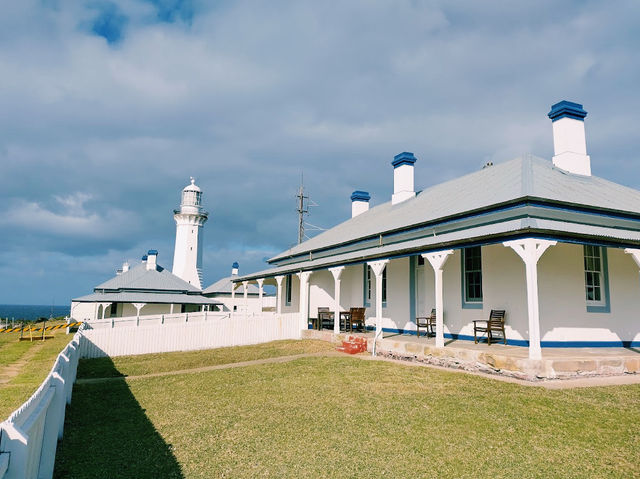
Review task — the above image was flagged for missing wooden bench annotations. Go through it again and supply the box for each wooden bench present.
[473,310,506,345]
[416,308,436,338]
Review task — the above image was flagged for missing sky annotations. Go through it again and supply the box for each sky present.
[1,0,639,305]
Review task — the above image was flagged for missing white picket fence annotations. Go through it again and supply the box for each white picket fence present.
[79,311,303,358]
[0,311,304,478]
[0,330,81,479]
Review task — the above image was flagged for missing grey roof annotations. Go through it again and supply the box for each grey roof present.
[73,291,220,304]
[235,217,640,282]
[203,276,260,295]
[95,262,201,293]
[270,156,640,263]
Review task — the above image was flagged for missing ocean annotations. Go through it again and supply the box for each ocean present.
[0,304,71,322]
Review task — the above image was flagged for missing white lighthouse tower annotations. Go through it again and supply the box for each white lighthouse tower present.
[172,177,208,289]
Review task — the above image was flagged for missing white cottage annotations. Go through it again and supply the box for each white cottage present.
[71,250,220,321]
[235,101,640,360]
[203,262,264,313]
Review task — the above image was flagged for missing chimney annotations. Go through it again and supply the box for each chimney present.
[146,250,158,271]
[231,262,239,276]
[122,261,129,273]
[548,100,590,176]
[391,152,417,205]
[350,190,370,217]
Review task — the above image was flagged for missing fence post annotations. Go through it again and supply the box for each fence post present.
[185,313,188,323]
[161,314,165,325]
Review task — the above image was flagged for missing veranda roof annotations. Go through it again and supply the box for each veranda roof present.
[235,156,640,282]
[270,156,640,264]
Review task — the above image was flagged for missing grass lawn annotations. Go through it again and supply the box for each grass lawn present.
[0,331,73,419]
[55,341,640,479]
[76,339,335,379]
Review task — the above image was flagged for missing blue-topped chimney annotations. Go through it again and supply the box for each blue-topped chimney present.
[548,100,591,176]
[391,152,417,205]
[231,262,239,276]
[146,249,158,271]
[351,190,371,218]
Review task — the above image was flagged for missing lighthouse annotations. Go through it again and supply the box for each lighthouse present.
[172,177,208,289]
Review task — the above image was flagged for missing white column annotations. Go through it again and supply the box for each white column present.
[257,278,265,313]
[296,271,312,331]
[132,303,146,326]
[329,266,345,334]
[367,260,389,336]
[242,281,249,314]
[504,239,556,360]
[274,275,284,315]
[423,250,454,348]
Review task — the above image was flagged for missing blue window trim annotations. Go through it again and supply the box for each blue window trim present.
[285,274,292,306]
[461,248,483,310]
[586,247,610,313]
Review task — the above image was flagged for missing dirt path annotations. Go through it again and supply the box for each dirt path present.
[75,348,640,390]
[0,341,46,385]
[76,350,344,384]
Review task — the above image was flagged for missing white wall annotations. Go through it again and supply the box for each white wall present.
[303,242,640,344]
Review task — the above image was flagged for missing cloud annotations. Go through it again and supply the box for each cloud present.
[1,0,639,304]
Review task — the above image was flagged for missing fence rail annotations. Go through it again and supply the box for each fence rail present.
[0,329,82,479]
[79,311,302,358]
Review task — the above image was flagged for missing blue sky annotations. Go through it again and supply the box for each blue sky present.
[1,1,639,305]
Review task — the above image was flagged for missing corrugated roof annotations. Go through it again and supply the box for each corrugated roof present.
[270,156,640,262]
[235,217,640,282]
[73,291,220,304]
[95,262,201,292]
[203,276,260,295]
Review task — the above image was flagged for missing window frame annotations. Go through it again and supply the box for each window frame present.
[461,246,483,309]
[285,274,292,306]
[363,264,387,308]
[584,245,610,313]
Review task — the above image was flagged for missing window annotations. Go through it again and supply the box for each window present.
[285,274,292,306]
[462,246,483,308]
[584,245,610,312]
[382,268,387,305]
[364,264,387,307]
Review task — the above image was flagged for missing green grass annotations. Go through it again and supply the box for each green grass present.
[55,341,640,479]
[0,332,73,419]
[76,339,335,379]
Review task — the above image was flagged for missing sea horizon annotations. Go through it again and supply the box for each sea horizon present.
[0,304,71,322]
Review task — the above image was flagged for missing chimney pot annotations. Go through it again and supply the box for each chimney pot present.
[231,262,239,276]
[391,152,417,205]
[351,190,370,217]
[548,100,591,176]
[146,250,158,271]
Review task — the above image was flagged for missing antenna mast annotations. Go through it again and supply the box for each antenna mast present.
[296,174,308,244]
